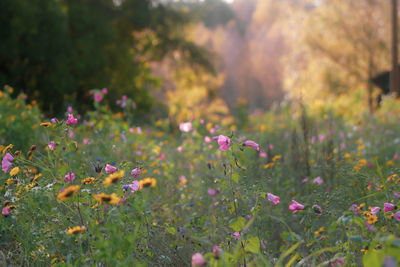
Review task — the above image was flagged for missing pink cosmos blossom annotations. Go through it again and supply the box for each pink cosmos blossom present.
[350,204,360,214]
[210,128,216,135]
[384,203,396,212]
[318,134,325,142]
[234,232,241,240]
[66,113,78,126]
[289,200,305,213]
[208,188,219,196]
[191,253,206,266]
[177,146,183,152]
[2,206,11,216]
[131,168,141,178]
[267,193,280,205]
[68,129,74,138]
[51,118,58,124]
[48,141,56,150]
[122,95,127,101]
[213,135,230,151]
[83,138,90,145]
[269,144,274,150]
[394,192,399,198]
[259,151,267,158]
[204,136,211,143]
[243,140,260,151]
[105,164,117,174]
[67,106,73,113]
[65,172,75,183]
[311,136,316,145]
[102,88,108,94]
[394,153,399,160]
[129,180,140,193]
[94,93,103,102]
[371,207,380,216]
[2,153,14,173]
[394,210,400,222]
[136,127,142,134]
[179,122,192,133]
[116,100,121,105]
[199,119,204,124]
[301,178,308,183]
[313,176,323,185]
[158,153,165,160]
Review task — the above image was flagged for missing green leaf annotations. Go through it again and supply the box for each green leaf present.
[232,173,239,183]
[349,235,363,244]
[363,250,384,267]
[167,227,176,235]
[245,237,260,254]
[229,216,245,232]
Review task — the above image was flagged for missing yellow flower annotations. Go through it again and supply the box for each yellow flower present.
[358,159,367,167]
[367,215,378,224]
[57,185,80,201]
[344,153,351,159]
[2,144,13,155]
[353,166,360,172]
[82,177,95,184]
[387,174,398,182]
[9,167,20,176]
[263,162,275,169]
[40,122,51,127]
[66,226,85,235]
[93,193,120,205]
[138,177,157,189]
[386,160,395,167]
[272,155,281,162]
[103,170,125,187]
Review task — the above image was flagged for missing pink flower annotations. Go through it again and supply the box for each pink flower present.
[102,88,108,94]
[129,180,140,193]
[65,172,75,183]
[67,106,73,113]
[177,146,183,152]
[213,245,220,259]
[136,127,142,134]
[312,205,322,216]
[179,122,192,133]
[66,113,78,126]
[243,140,260,151]
[259,151,267,158]
[394,153,399,160]
[289,200,305,213]
[83,138,90,145]
[105,164,117,174]
[2,206,11,216]
[394,210,400,222]
[94,93,103,102]
[370,206,380,216]
[208,188,219,196]
[267,193,280,205]
[131,168,141,178]
[331,257,344,266]
[122,95,127,101]
[204,136,212,143]
[301,178,308,183]
[233,232,241,240]
[48,141,56,150]
[213,135,230,151]
[394,192,399,198]
[2,153,14,173]
[313,176,323,185]
[384,203,396,212]
[191,253,206,266]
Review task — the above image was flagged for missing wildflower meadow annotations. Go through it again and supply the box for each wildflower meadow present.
[2,85,400,266]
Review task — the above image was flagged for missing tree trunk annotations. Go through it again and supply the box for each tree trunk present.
[391,0,399,96]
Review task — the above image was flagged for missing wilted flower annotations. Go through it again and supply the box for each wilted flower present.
[289,200,305,213]
[243,140,259,151]
[267,193,280,205]
[312,205,322,216]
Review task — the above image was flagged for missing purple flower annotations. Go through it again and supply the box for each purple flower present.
[105,164,117,174]
[233,232,241,240]
[313,176,323,185]
[243,140,260,151]
[94,93,103,102]
[2,153,14,173]
[267,193,280,205]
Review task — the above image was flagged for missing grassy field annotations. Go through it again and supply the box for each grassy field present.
[1,87,400,266]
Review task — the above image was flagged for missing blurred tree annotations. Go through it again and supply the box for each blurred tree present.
[0,0,213,116]
[283,0,390,112]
